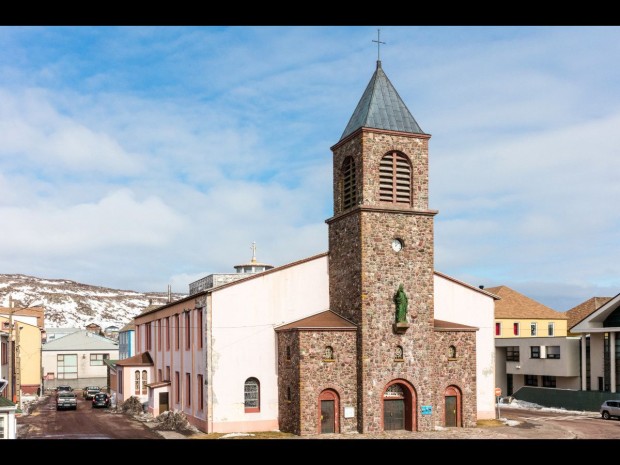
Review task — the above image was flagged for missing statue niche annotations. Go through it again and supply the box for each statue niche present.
[393,284,411,334]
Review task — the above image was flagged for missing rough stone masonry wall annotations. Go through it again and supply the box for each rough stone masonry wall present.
[359,210,436,432]
[432,330,478,428]
[298,330,357,435]
[277,331,301,435]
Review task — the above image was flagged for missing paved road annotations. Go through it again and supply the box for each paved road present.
[17,393,163,440]
[16,396,620,440]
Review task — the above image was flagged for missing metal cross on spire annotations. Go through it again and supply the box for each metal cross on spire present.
[372,28,386,61]
[251,241,257,263]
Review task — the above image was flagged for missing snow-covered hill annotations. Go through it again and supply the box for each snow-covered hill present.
[0,274,187,329]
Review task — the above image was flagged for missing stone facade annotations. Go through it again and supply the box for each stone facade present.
[326,127,477,432]
[433,329,478,427]
[277,328,357,435]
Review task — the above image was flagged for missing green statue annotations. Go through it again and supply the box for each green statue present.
[394,284,408,323]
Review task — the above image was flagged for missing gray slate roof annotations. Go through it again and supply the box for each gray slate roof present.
[340,61,425,141]
[42,329,118,351]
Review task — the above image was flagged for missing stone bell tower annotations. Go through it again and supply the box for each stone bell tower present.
[326,59,439,432]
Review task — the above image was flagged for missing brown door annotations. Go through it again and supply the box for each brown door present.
[445,395,457,427]
[159,392,169,413]
[320,400,335,433]
[384,399,405,430]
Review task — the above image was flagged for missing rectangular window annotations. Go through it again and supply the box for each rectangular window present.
[542,376,557,388]
[525,375,538,386]
[0,415,5,439]
[495,322,501,336]
[513,323,520,336]
[186,373,191,407]
[90,353,109,366]
[119,370,123,394]
[145,322,152,351]
[548,322,555,336]
[175,371,180,403]
[165,317,170,350]
[530,322,537,336]
[185,312,191,350]
[506,346,520,362]
[157,319,162,349]
[158,369,162,381]
[175,315,180,350]
[531,346,540,359]
[166,366,170,382]
[57,354,78,379]
[197,310,203,349]
[546,346,561,359]
[1,342,7,364]
[197,374,204,410]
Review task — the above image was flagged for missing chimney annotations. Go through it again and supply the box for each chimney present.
[167,285,171,303]
[479,285,484,290]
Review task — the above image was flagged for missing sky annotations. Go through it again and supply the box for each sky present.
[0,25,619,312]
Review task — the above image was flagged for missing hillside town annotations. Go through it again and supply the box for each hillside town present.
[2,54,620,439]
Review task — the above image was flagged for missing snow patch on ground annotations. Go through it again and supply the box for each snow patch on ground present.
[219,432,255,438]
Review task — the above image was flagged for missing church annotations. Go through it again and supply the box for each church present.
[117,58,499,435]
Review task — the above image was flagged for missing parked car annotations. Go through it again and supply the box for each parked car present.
[92,392,110,408]
[600,400,620,420]
[56,391,78,410]
[83,386,100,399]
[56,385,73,393]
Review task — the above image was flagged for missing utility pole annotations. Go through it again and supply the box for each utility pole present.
[7,296,13,402]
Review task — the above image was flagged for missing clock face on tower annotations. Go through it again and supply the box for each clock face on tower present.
[391,238,403,252]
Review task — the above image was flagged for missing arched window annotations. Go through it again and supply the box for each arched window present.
[287,386,291,401]
[134,370,140,395]
[244,377,260,413]
[341,156,357,210]
[449,345,457,359]
[379,152,411,204]
[286,346,291,361]
[384,384,405,398]
[395,345,404,360]
[142,370,148,395]
[324,346,334,360]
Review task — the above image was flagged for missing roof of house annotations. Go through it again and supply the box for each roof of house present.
[0,306,45,328]
[275,310,356,332]
[566,297,613,329]
[485,285,567,320]
[115,351,153,367]
[0,396,16,408]
[340,60,425,141]
[42,329,118,351]
[434,319,478,331]
[570,292,620,333]
[119,322,135,332]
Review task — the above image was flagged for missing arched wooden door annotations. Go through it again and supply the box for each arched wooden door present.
[382,380,416,431]
[318,389,339,434]
[444,386,462,427]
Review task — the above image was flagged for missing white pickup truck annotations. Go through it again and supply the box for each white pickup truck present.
[56,391,78,410]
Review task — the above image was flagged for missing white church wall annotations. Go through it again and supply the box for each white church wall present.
[434,273,497,420]
[210,254,330,432]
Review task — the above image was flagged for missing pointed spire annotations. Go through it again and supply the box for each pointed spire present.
[340,60,425,141]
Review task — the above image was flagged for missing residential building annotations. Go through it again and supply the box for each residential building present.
[0,396,17,439]
[125,58,498,435]
[0,331,8,390]
[570,292,620,393]
[118,322,135,360]
[44,327,80,343]
[490,285,579,396]
[0,316,43,399]
[42,329,118,390]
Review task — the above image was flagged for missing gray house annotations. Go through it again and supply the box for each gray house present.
[42,330,119,390]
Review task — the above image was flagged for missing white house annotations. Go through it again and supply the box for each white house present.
[42,330,119,390]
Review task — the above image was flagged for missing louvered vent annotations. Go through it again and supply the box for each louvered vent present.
[379,152,411,204]
[342,156,357,210]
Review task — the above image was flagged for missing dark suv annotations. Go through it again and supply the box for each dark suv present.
[92,392,110,408]
[601,400,620,420]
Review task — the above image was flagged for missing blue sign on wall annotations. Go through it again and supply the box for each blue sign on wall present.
[421,405,432,415]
